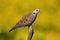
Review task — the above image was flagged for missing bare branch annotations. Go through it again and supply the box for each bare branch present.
[26,25,34,40]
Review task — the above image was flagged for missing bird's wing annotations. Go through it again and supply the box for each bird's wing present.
[19,13,35,26]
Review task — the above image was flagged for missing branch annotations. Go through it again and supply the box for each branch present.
[26,25,34,40]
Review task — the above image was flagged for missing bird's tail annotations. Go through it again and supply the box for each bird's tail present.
[9,24,22,32]
[9,27,16,32]
[9,22,22,32]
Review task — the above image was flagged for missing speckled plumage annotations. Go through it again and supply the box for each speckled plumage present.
[9,9,40,32]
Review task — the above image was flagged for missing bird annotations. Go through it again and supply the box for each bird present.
[9,9,40,32]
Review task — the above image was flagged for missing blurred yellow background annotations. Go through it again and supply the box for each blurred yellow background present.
[0,0,60,40]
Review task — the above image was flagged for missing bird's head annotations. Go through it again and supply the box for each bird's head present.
[32,9,40,16]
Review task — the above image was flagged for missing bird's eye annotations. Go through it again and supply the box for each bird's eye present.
[36,10,38,11]
[33,13,35,14]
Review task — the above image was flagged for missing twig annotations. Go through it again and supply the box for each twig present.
[26,25,34,40]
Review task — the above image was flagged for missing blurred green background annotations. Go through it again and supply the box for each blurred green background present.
[0,0,60,40]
